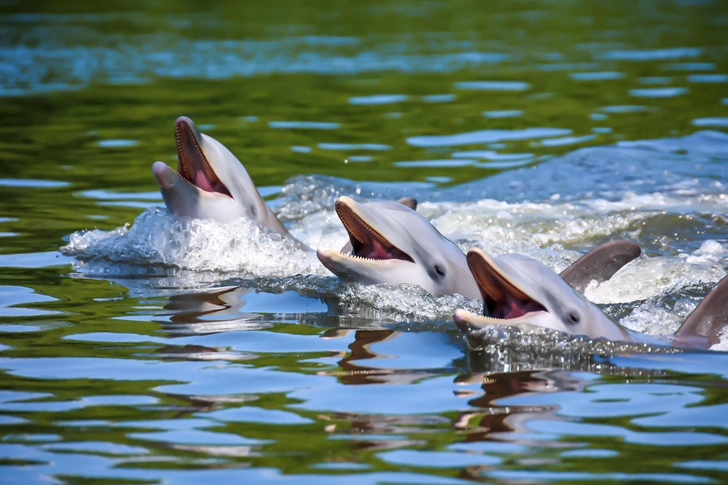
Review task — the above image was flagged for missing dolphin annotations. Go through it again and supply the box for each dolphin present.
[151,116,289,235]
[317,196,640,300]
[317,196,482,299]
[454,247,728,349]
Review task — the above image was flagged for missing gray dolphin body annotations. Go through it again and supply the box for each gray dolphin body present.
[455,247,728,349]
[317,196,640,300]
[152,116,289,235]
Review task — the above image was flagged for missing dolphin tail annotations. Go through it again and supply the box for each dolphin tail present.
[559,240,641,293]
[674,275,728,348]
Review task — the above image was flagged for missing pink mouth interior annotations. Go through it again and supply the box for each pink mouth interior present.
[469,256,547,319]
[337,203,413,262]
[175,120,232,197]
[350,230,411,260]
[485,292,546,319]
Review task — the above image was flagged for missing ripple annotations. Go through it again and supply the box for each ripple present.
[570,71,625,81]
[202,406,312,425]
[455,81,530,91]
[483,470,712,483]
[0,178,69,188]
[599,105,652,113]
[561,449,619,458]
[664,62,715,71]
[483,110,523,118]
[96,139,138,148]
[677,461,728,472]
[394,159,476,168]
[348,155,372,162]
[632,403,728,429]
[0,29,511,96]
[318,143,390,151]
[79,189,161,201]
[348,94,408,105]
[540,134,596,147]
[407,127,571,147]
[451,150,533,161]
[312,463,371,470]
[269,121,340,130]
[44,442,148,456]
[475,159,538,169]
[615,130,728,156]
[692,117,728,128]
[525,420,728,446]
[378,449,501,467]
[0,286,58,317]
[629,87,687,98]
[687,74,728,83]
[601,47,701,61]
[129,429,270,446]
[422,94,455,103]
[639,76,672,84]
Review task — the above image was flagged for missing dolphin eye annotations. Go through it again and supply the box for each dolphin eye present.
[567,311,581,325]
[250,206,257,217]
[435,265,445,277]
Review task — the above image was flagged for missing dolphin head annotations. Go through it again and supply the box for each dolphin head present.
[316,196,480,299]
[454,248,630,341]
[152,116,288,234]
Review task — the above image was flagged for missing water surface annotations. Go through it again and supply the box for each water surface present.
[1,1,728,483]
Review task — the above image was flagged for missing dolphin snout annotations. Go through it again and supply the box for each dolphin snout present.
[454,309,475,331]
[175,116,202,141]
[335,196,356,212]
[316,248,335,267]
[152,161,176,189]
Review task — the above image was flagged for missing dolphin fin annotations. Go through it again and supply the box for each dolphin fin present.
[395,197,418,211]
[340,197,419,253]
[560,240,641,293]
[673,275,728,348]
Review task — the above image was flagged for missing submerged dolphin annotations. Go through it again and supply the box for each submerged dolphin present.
[317,196,640,300]
[152,116,289,235]
[454,247,728,349]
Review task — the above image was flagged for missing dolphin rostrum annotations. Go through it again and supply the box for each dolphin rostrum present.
[152,116,289,235]
[454,247,728,349]
[317,196,641,300]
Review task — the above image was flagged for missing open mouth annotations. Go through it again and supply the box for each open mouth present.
[467,250,547,320]
[175,116,232,198]
[335,197,414,263]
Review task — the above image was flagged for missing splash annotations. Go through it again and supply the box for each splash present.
[62,208,326,277]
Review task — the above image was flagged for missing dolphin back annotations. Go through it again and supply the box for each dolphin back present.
[673,275,728,348]
[560,240,641,293]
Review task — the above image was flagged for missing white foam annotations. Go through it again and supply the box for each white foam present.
[62,208,327,277]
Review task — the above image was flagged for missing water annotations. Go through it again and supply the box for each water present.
[1,0,728,483]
